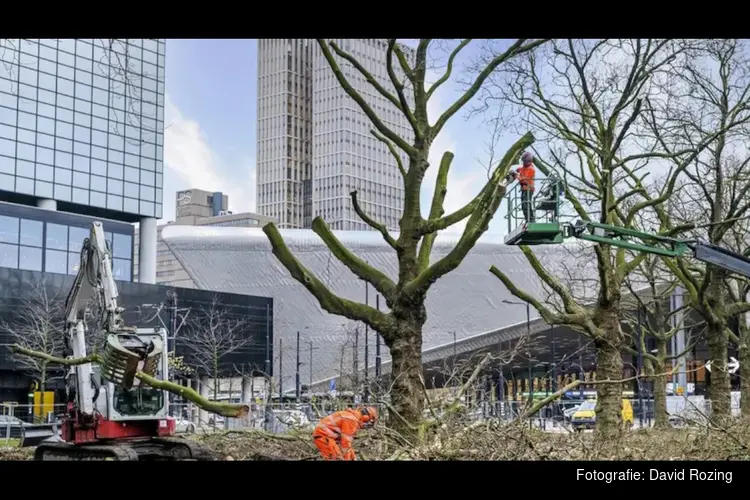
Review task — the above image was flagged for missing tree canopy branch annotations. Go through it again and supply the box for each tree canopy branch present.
[348,190,398,250]
[405,132,535,296]
[311,215,397,301]
[262,223,394,334]
[431,39,549,138]
[317,39,416,155]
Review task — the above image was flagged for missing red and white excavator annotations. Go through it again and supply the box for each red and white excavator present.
[23,221,214,460]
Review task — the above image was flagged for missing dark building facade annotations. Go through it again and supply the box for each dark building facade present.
[0,266,273,403]
[0,200,134,281]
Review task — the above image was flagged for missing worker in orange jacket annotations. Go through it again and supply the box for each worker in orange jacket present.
[312,406,378,461]
[514,151,536,222]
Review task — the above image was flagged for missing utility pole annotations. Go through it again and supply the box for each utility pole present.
[278,338,283,401]
[353,326,360,388]
[306,340,316,388]
[375,295,382,380]
[637,305,644,428]
[295,331,301,399]
[364,281,369,402]
[264,304,271,377]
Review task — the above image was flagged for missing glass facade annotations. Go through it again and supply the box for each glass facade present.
[0,39,165,220]
[0,201,134,280]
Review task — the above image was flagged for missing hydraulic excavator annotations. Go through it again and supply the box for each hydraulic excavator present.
[504,174,750,278]
[23,221,214,460]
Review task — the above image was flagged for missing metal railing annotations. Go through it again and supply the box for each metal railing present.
[2,403,67,447]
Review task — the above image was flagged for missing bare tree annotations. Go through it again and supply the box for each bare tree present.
[0,277,66,392]
[262,38,548,435]
[623,255,703,427]
[724,218,750,416]
[636,39,750,418]
[480,39,735,436]
[181,294,252,401]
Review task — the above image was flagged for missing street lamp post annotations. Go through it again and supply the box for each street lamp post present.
[295,331,301,400]
[637,305,645,428]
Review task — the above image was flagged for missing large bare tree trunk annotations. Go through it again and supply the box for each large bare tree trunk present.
[593,335,625,436]
[652,341,669,428]
[707,322,731,419]
[389,325,424,426]
[740,313,750,419]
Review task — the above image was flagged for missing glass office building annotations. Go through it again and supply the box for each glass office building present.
[0,39,165,283]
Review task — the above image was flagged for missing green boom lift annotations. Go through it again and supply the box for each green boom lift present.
[503,174,750,278]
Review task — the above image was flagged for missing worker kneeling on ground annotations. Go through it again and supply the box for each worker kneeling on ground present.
[313,406,378,460]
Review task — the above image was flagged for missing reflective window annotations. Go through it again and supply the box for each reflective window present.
[67,252,81,275]
[90,190,106,207]
[0,242,18,268]
[90,175,106,192]
[35,180,53,198]
[112,258,131,280]
[55,167,72,185]
[46,223,67,251]
[45,249,68,274]
[18,246,42,271]
[113,233,132,259]
[19,219,43,247]
[54,184,72,201]
[68,226,88,253]
[0,215,19,244]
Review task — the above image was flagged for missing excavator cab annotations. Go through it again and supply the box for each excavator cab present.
[504,173,566,245]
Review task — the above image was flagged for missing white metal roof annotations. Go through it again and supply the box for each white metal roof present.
[161,225,599,391]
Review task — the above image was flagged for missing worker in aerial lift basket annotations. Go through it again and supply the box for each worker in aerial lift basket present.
[510,151,536,222]
[312,406,378,460]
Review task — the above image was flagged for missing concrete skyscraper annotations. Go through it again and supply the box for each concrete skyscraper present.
[256,39,415,231]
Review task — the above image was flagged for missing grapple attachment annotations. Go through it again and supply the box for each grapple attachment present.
[100,334,164,389]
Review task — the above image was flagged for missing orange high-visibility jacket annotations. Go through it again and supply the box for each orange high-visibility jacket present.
[313,409,364,458]
[516,164,536,191]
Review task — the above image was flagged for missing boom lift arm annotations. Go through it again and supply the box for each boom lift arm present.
[563,220,750,279]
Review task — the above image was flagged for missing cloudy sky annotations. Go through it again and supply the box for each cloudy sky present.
[162,39,518,236]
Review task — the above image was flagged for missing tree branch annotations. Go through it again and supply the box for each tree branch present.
[9,344,249,418]
[417,151,454,272]
[405,132,535,296]
[316,39,415,155]
[431,39,549,138]
[262,223,395,334]
[426,39,471,101]
[370,129,407,178]
[311,215,397,301]
[349,189,398,250]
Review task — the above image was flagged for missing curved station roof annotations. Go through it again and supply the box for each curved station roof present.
[161,225,599,392]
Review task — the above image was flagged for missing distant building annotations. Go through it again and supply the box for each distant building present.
[256,39,415,231]
[133,188,275,286]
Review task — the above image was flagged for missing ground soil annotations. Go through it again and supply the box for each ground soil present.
[5,420,750,461]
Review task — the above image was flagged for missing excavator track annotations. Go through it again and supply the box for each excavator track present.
[33,437,216,461]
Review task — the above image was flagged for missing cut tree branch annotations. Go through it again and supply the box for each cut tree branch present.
[9,344,249,418]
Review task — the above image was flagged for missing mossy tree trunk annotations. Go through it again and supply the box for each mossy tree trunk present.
[262,39,547,437]
[704,273,732,419]
[647,339,670,428]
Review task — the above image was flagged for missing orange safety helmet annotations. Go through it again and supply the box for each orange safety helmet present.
[360,406,379,426]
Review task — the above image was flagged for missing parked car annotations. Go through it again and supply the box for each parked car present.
[175,419,196,434]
